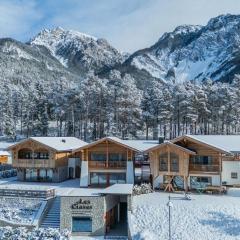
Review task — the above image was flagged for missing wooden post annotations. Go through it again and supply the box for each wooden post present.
[184,176,188,192]
[167,145,170,173]
[86,149,89,161]
[106,140,109,168]
[219,153,222,186]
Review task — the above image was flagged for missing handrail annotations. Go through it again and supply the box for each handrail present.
[189,164,220,172]
[89,160,127,168]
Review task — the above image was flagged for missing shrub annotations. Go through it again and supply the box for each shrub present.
[0,226,70,240]
[133,183,153,195]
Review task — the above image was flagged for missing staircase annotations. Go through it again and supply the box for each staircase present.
[40,197,60,229]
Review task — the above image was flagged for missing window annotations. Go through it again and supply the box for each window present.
[159,153,168,171]
[109,173,126,184]
[190,176,212,188]
[170,152,179,172]
[72,217,92,232]
[38,152,49,159]
[90,173,107,185]
[47,169,53,179]
[190,156,212,165]
[18,149,33,159]
[90,153,106,161]
[90,172,126,186]
[231,172,238,179]
[25,169,38,181]
[109,153,126,161]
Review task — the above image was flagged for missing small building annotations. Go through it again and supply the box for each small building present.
[8,137,88,182]
[0,141,17,164]
[60,184,133,238]
[0,151,10,164]
[72,137,158,187]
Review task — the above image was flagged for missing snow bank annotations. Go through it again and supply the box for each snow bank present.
[0,197,42,225]
[0,226,70,240]
[131,192,240,240]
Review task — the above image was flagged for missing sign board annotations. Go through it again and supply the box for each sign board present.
[71,199,93,210]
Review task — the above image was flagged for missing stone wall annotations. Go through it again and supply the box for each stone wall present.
[60,196,106,236]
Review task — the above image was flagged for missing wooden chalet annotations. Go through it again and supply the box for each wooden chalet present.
[8,137,87,182]
[72,137,158,187]
[146,135,231,191]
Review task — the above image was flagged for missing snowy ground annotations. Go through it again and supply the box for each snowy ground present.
[131,192,240,240]
[0,197,42,224]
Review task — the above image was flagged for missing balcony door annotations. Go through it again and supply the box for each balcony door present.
[90,172,126,187]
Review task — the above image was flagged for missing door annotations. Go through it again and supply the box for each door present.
[69,167,74,179]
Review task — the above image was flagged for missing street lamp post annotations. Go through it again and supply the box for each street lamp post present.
[167,195,173,240]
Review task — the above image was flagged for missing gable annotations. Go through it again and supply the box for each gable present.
[172,136,229,155]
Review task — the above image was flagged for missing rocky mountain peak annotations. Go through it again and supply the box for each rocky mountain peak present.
[121,14,240,85]
[30,27,123,75]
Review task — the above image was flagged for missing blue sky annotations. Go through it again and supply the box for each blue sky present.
[1,0,240,52]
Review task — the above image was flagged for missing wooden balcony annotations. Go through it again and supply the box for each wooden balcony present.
[189,164,220,173]
[89,160,127,169]
[13,159,55,168]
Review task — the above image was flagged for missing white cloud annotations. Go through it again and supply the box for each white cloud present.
[46,0,240,52]
[0,0,42,40]
[1,0,240,52]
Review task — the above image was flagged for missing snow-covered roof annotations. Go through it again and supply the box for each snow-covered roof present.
[175,135,240,153]
[0,142,16,150]
[73,136,159,152]
[0,151,10,156]
[9,137,88,152]
[98,184,133,195]
[110,138,159,152]
[145,141,196,155]
[63,184,133,196]
[0,184,54,191]
[62,188,101,197]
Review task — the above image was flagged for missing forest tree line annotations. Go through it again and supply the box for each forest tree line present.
[1,70,240,141]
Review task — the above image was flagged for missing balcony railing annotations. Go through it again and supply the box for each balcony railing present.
[13,159,55,168]
[89,161,127,169]
[189,164,220,172]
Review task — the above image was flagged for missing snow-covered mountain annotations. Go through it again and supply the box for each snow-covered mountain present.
[120,14,240,84]
[1,14,240,90]
[30,27,124,75]
[0,37,79,86]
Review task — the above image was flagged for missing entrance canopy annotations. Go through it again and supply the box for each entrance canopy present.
[98,184,133,195]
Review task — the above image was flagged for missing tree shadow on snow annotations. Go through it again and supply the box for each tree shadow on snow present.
[132,233,143,240]
[200,211,240,236]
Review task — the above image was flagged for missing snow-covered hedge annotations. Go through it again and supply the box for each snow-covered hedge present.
[0,197,42,224]
[133,183,153,195]
[0,227,70,240]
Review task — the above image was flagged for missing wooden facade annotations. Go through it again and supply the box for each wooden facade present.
[148,137,229,191]
[0,155,8,164]
[78,139,135,169]
[74,137,137,186]
[8,138,72,182]
[10,139,70,169]
[174,138,223,174]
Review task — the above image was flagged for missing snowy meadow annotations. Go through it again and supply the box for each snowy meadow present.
[131,192,240,240]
